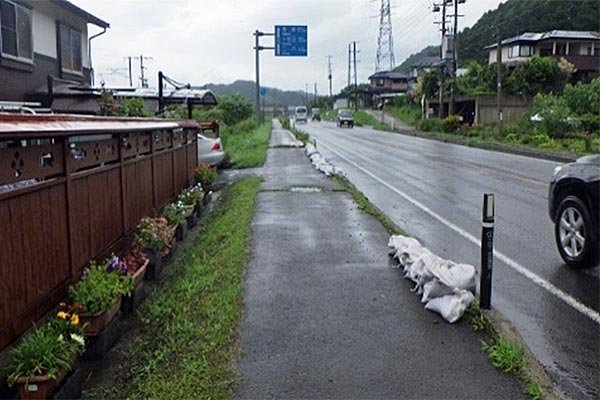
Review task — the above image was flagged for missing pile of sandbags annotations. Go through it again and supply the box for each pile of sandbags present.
[388,235,477,323]
[305,143,343,176]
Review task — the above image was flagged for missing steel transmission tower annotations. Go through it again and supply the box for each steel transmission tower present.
[375,0,395,71]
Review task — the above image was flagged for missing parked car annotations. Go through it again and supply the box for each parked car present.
[311,108,321,121]
[336,109,354,128]
[548,154,600,268]
[197,134,225,167]
[295,106,308,124]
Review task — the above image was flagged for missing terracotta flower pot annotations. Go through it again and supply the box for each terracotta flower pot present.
[129,259,149,287]
[79,297,121,337]
[14,352,77,399]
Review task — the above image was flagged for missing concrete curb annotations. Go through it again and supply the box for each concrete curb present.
[486,308,566,400]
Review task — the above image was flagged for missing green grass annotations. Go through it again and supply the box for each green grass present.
[526,380,543,400]
[352,110,389,131]
[486,335,526,376]
[387,105,421,125]
[221,120,272,168]
[102,178,261,400]
[333,174,405,236]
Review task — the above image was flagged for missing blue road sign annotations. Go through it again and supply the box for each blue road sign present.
[275,25,308,57]
[259,87,267,97]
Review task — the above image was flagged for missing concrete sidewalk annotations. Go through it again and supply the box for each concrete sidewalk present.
[235,125,524,398]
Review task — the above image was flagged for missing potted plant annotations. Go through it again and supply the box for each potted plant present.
[178,185,203,227]
[122,245,149,287]
[68,262,132,336]
[7,311,85,399]
[194,163,218,197]
[134,217,174,279]
[163,202,187,241]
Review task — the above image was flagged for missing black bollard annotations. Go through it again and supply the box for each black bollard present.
[480,193,495,310]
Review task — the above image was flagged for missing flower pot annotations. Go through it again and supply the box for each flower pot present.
[145,250,163,280]
[15,373,62,400]
[202,191,212,206]
[182,204,195,219]
[195,201,203,217]
[187,213,197,230]
[14,352,78,399]
[80,297,121,337]
[130,259,149,287]
[175,223,187,242]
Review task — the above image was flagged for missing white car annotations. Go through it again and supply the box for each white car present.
[295,106,308,123]
[197,134,225,166]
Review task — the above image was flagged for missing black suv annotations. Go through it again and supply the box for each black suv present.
[548,155,600,268]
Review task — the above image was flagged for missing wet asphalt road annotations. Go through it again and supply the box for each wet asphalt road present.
[302,120,600,400]
[235,136,524,398]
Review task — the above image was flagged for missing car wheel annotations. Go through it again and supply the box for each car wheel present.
[554,195,599,268]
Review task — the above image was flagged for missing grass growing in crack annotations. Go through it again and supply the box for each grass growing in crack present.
[465,299,495,335]
[526,380,543,400]
[333,174,406,236]
[111,177,261,400]
[485,335,525,375]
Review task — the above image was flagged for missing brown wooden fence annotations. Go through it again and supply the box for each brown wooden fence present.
[0,114,199,350]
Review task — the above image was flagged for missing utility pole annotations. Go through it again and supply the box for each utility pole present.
[314,83,317,102]
[348,43,352,89]
[138,55,152,88]
[127,56,133,87]
[434,1,447,119]
[252,29,275,124]
[449,0,465,116]
[327,55,333,98]
[375,0,396,72]
[496,31,503,135]
[353,41,358,111]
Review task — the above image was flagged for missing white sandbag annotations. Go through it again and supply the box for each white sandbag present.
[424,290,475,323]
[421,279,456,303]
[433,263,477,293]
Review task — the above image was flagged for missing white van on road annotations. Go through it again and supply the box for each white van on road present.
[294,106,308,123]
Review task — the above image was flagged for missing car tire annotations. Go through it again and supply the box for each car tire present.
[554,195,599,268]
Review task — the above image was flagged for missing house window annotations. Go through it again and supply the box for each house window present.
[509,45,519,58]
[376,78,384,87]
[519,45,532,57]
[0,0,32,62]
[59,24,82,74]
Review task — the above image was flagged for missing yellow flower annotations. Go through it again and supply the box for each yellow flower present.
[70,314,79,325]
[57,311,68,320]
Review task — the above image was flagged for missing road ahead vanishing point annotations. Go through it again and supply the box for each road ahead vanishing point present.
[302,120,600,400]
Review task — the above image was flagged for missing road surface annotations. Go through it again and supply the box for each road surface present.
[301,120,599,400]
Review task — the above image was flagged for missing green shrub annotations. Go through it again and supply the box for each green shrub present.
[218,94,253,125]
[417,118,445,132]
[117,97,152,117]
[443,114,461,132]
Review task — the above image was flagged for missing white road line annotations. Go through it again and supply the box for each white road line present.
[317,138,600,325]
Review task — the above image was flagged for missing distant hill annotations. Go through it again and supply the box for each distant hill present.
[394,45,440,73]
[394,0,600,69]
[204,80,307,107]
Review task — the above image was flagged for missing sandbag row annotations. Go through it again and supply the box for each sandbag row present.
[388,235,478,323]
[305,143,343,176]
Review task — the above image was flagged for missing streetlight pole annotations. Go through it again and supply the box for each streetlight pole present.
[253,30,275,124]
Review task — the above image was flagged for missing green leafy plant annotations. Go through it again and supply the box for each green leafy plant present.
[485,335,525,375]
[178,184,204,206]
[526,380,543,400]
[116,97,151,117]
[162,202,186,226]
[134,217,173,254]
[7,311,85,385]
[194,164,218,188]
[68,262,133,314]
[443,114,461,132]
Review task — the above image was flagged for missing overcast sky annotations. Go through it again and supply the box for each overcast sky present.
[73,0,506,94]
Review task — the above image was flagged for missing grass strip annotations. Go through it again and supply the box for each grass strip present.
[465,299,546,399]
[333,174,406,236]
[110,177,261,400]
[221,121,272,168]
[352,110,390,131]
